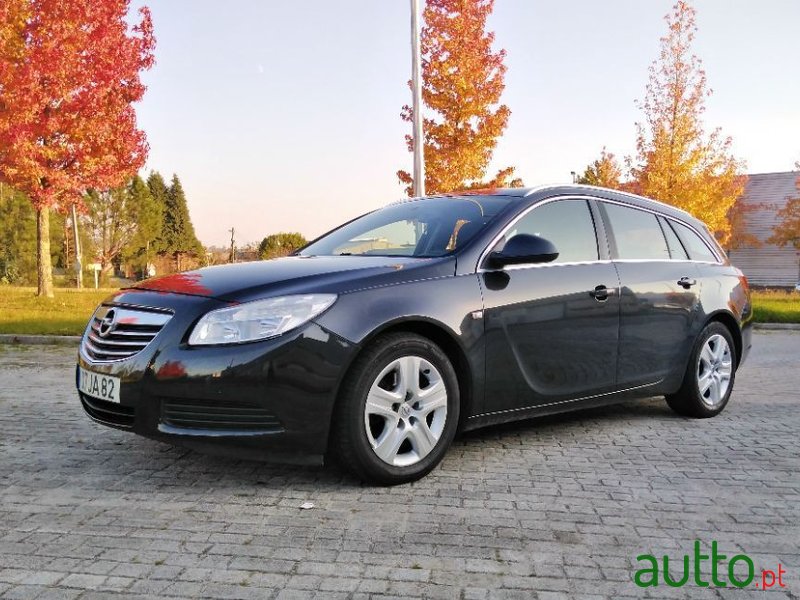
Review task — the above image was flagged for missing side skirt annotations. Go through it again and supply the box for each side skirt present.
[462,380,663,432]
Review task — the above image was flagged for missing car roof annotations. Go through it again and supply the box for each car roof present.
[433,184,706,231]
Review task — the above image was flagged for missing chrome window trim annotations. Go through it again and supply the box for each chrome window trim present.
[476,194,722,273]
[663,217,723,264]
[476,196,600,272]
[596,198,723,264]
[478,259,613,274]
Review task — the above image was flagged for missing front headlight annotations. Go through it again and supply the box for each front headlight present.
[188,294,337,346]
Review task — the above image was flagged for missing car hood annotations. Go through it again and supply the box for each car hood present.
[128,255,456,302]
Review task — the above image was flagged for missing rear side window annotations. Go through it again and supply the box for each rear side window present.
[659,217,689,260]
[672,221,718,262]
[602,203,669,260]
[500,199,598,263]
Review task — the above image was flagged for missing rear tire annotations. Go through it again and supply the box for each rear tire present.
[332,332,460,485]
[665,322,737,418]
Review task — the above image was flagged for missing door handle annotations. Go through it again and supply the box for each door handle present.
[677,277,697,289]
[590,285,609,302]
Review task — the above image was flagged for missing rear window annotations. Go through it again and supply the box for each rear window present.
[659,217,689,260]
[602,203,670,260]
[671,221,719,262]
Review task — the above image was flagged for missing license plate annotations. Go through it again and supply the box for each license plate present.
[79,368,121,403]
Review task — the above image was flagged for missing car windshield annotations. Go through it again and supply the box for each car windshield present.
[300,196,512,258]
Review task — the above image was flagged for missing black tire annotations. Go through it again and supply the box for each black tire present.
[665,322,737,418]
[331,332,460,485]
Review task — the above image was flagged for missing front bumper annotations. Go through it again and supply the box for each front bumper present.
[76,290,358,465]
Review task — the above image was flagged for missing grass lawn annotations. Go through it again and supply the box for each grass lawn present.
[750,289,800,324]
[0,285,798,337]
[0,286,115,335]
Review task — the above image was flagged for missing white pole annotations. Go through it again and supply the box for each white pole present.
[410,0,425,197]
[71,204,83,289]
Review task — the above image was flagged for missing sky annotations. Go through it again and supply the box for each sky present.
[129,1,800,247]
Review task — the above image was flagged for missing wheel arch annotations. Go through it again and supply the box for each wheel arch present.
[326,317,475,450]
[704,310,743,369]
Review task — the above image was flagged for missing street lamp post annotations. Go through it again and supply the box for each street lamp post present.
[410,0,425,197]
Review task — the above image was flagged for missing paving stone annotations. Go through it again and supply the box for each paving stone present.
[0,333,797,598]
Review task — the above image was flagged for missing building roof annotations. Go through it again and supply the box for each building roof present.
[739,171,798,209]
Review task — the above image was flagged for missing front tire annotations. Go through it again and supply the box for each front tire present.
[332,333,460,485]
[666,322,737,418]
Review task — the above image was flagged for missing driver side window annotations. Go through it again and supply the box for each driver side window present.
[499,199,599,263]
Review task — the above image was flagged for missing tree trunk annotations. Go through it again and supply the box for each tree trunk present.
[36,206,55,298]
[100,263,114,286]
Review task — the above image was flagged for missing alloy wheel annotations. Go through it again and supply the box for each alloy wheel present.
[696,333,733,407]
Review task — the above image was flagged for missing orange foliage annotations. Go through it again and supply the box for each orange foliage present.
[578,148,624,189]
[767,166,800,250]
[0,0,155,294]
[726,189,770,250]
[398,0,520,195]
[0,0,155,209]
[629,1,745,244]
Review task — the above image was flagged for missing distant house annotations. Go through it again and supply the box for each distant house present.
[727,171,799,288]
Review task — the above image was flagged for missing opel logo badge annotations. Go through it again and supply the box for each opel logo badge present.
[98,309,116,338]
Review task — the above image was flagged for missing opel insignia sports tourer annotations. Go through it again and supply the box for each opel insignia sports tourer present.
[77,185,752,484]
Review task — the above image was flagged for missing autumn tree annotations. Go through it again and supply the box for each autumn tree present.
[629,0,744,244]
[578,148,624,189]
[767,165,800,250]
[258,232,307,260]
[161,174,203,271]
[726,192,765,250]
[398,0,520,195]
[0,0,154,296]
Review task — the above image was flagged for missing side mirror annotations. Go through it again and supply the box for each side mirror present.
[488,234,559,267]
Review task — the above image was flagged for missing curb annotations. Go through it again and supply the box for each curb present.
[0,334,81,346]
[752,323,800,331]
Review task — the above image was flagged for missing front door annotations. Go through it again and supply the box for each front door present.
[480,198,620,414]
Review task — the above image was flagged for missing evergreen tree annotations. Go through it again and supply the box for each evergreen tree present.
[162,174,203,271]
[146,171,169,252]
[0,184,65,284]
[123,175,163,276]
[0,185,36,283]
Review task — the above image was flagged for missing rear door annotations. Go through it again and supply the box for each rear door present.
[599,202,702,389]
[480,198,620,413]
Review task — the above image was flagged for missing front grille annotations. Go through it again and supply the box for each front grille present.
[80,393,135,428]
[82,306,172,362]
[161,397,283,432]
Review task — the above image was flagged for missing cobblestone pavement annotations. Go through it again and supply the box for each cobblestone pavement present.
[0,332,798,600]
